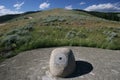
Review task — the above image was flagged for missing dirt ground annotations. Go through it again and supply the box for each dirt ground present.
[0,47,120,80]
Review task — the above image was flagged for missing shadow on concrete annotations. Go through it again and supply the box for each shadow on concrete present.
[65,60,93,78]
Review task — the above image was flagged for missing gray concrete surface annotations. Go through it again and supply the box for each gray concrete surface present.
[0,47,120,80]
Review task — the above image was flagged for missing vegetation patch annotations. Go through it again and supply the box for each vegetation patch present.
[0,24,34,58]
[0,9,120,62]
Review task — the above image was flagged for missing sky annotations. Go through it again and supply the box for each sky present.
[0,0,120,16]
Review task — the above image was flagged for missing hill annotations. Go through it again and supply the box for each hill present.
[0,8,120,60]
[0,11,40,23]
[0,9,120,24]
[87,11,120,21]
[74,9,120,21]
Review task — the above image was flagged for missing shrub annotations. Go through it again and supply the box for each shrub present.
[65,29,88,39]
[44,16,58,23]
[6,29,19,35]
[43,16,66,23]
[110,32,118,38]
[1,34,19,46]
[17,30,30,36]
[66,31,76,39]
[1,24,34,52]
[1,34,19,50]
[21,25,34,31]
[52,26,62,31]
[6,25,34,36]
[103,31,118,42]
[76,31,87,38]
[0,33,3,37]
[58,18,66,22]
[1,34,32,51]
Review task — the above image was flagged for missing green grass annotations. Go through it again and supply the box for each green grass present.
[0,9,120,62]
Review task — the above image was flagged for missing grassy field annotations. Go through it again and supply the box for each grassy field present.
[0,9,120,60]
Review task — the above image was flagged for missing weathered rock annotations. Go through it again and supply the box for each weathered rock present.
[49,48,76,77]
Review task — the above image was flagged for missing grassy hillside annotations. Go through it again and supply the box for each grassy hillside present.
[0,8,120,60]
[0,11,40,23]
[74,9,120,21]
[87,11,120,21]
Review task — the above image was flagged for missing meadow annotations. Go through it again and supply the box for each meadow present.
[0,9,120,61]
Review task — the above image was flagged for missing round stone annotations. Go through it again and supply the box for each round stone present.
[49,48,76,77]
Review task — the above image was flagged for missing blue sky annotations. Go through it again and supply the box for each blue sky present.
[0,0,120,16]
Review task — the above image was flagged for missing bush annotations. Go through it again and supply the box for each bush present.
[0,24,34,53]
[58,18,66,22]
[52,26,63,31]
[17,30,30,36]
[6,29,19,35]
[6,25,34,36]
[66,29,87,39]
[21,25,34,31]
[1,34,20,46]
[76,31,87,38]
[66,31,76,39]
[103,31,118,42]
[43,16,66,23]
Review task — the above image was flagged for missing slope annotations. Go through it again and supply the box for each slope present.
[0,8,120,60]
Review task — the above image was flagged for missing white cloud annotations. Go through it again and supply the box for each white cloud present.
[84,3,120,12]
[65,5,73,10]
[13,2,24,10]
[0,5,5,10]
[80,2,86,5]
[39,2,50,9]
[0,5,23,16]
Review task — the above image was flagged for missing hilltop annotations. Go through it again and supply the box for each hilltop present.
[0,9,120,23]
[0,8,120,59]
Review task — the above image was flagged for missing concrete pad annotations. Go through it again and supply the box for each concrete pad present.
[0,47,120,80]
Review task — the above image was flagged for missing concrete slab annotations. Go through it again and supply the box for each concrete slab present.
[0,47,120,80]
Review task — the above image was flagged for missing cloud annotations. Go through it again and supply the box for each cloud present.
[0,5,5,10]
[0,5,23,16]
[84,3,120,12]
[13,2,24,10]
[65,5,73,10]
[39,2,50,9]
[80,2,86,5]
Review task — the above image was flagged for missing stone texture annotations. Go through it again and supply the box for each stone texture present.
[49,48,76,77]
[0,47,120,80]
